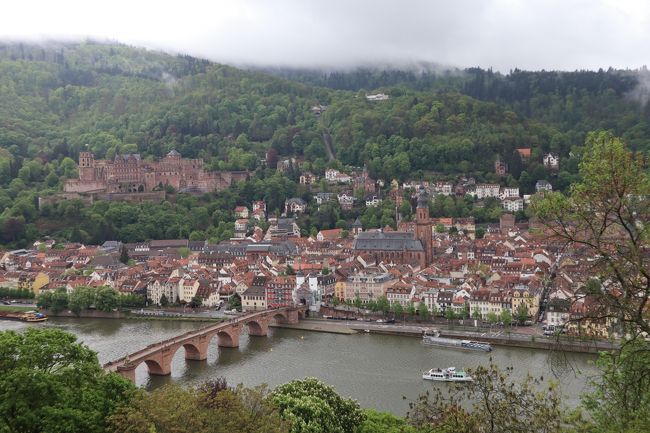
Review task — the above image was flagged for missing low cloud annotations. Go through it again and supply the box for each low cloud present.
[626,68,650,106]
[1,0,649,72]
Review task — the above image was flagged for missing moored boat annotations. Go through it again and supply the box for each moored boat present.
[422,329,492,352]
[21,311,47,322]
[422,366,473,382]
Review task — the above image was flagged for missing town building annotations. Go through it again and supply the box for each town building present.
[325,169,352,184]
[299,172,317,185]
[543,153,559,170]
[284,198,307,215]
[494,156,508,176]
[365,195,382,207]
[536,180,553,192]
[502,198,524,212]
[344,271,394,303]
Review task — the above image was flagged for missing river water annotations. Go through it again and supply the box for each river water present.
[0,318,599,415]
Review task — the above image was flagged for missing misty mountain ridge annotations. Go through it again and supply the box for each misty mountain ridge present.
[1,40,648,97]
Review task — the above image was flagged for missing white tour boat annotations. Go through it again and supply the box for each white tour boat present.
[422,366,473,382]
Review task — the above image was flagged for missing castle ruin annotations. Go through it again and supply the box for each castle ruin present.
[64,150,249,196]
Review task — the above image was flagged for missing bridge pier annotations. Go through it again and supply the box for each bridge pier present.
[286,310,300,325]
[116,365,137,383]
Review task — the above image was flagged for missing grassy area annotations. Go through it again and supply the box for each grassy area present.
[0,305,37,313]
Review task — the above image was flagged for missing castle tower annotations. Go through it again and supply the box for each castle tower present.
[415,187,433,267]
[79,151,95,182]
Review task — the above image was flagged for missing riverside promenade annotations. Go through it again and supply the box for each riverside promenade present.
[271,318,617,354]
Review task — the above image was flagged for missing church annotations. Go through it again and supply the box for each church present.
[352,188,433,268]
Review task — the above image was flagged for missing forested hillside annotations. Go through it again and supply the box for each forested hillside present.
[0,41,648,248]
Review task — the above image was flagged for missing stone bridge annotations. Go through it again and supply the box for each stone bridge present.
[104,307,306,383]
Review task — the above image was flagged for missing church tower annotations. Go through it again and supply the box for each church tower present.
[415,187,433,267]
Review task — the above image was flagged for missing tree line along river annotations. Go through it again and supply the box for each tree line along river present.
[0,317,599,415]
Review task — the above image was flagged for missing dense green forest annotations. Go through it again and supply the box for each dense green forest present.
[0,41,649,247]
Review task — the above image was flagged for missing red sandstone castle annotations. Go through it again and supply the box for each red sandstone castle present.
[64,150,248,195]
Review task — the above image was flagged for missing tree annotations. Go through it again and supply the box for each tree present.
[229,293,242,311]
[460,304,470,319]
[418,301,430,320]
[407,363,564,433]
[376,296,390,315]
[189,296,203,308]
[359,409,419,433]
[487,312,499,327]
[500,309,513,327]
[515,303,529,324]
[533,132,650,432]
[68,286,96,315]
[159,293,169,307]
[406,303,416,316]
[353,296,363,309]
[119,246,129,265]
[392,302,403,319]
[178,247,190,259]
[472,308,481,320]
[445,308,456,322]
[532,131,649,337]
[581,338,650,433]
[0,328,134,433]
[271,378,365,433]
[95,286,119,312]
[109,383,286,433]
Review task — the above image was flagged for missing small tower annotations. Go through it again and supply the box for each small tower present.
[351,218,363,236]
[78,151,95,182]
[415,187,433,267]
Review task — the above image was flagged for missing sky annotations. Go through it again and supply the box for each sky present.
[1,0,649,71]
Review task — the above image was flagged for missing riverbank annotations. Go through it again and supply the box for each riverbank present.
[270,321,357,335]
[0,305,35,313]
[278,318,616,354]
[42,309,223,323]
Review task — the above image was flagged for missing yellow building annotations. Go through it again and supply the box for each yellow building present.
[18,272,50,295]
[510,285,540,319]
[334,278,346,301]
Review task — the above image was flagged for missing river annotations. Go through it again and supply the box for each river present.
[0,318,599,415]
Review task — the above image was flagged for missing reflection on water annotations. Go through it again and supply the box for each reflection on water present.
[0,318,598,415]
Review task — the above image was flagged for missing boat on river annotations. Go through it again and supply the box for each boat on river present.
[0,310,47,322]
[422,366,473,382]
[422,329,492,352]
[22,311,48,322]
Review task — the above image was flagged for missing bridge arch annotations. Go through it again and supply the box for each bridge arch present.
[143,358,168,376]
[272,312,288,324]
[215,329,239,348]
[245,319,268,337]
[180,341,206,361]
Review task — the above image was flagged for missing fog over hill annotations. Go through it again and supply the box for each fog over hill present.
[2,0,649,72]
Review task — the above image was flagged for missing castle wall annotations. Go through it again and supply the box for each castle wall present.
[63,180,108,194]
